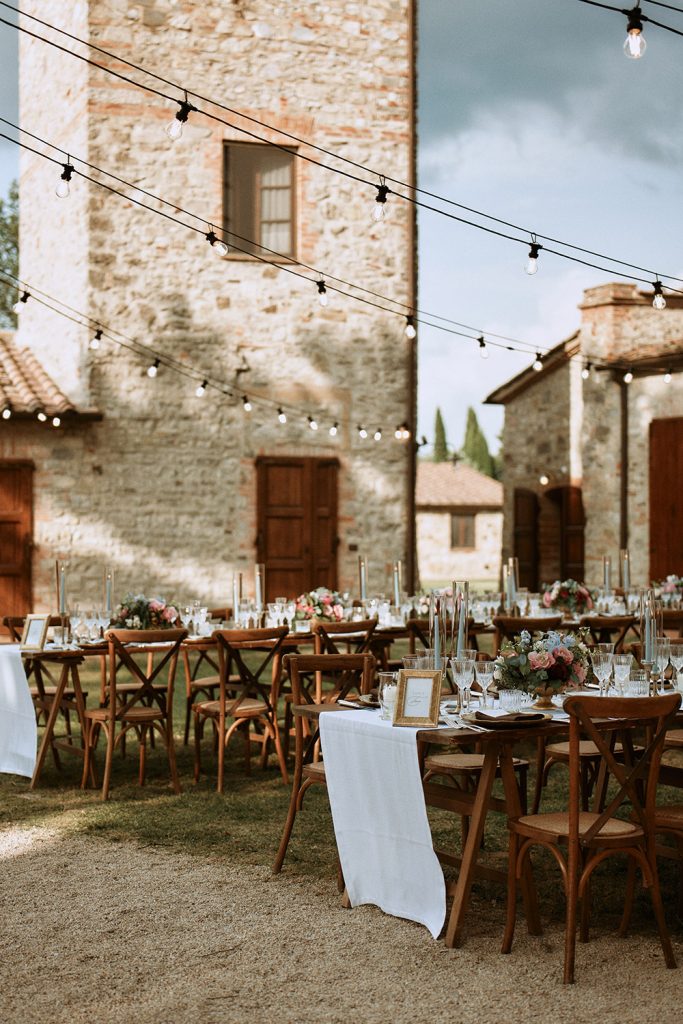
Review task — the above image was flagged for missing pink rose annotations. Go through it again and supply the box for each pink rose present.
[321,595,332,605]
[162,606,177,622]
[573,663,587,684]
[554,646,573,664]
[542,592,553,607]
[149,599,164,612]
[332,604,344,620]
[529,651,555,671]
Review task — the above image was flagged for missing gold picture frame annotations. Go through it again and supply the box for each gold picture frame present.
[20,613,50,652]
[393,669,442,727]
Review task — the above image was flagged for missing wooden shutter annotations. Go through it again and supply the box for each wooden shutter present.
[513,489,539,590]
[649,417,683,579]
[561,486,585,581]
[0,462,33,617]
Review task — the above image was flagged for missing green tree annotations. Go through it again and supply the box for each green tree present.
[433,406,448,462]
[461,406,495,478]
[0,180,19,329]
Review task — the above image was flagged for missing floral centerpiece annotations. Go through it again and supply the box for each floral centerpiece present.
[111,593,181,630]
[495,629,592,708]
[294,587,344,622]
[655,575,682,602]
[542,578,594,616]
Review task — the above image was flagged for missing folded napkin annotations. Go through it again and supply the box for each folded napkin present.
[475,710,545,723]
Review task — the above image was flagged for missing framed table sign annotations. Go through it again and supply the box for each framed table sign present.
[20,614,50,653]
[393,669,441,727]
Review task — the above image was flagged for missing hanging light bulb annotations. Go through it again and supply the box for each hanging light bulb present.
[277,407,287,424]
[205,228,229,257]
[12,291,29,315]
[358,425,368,439]
[394,425,403,440]
[664,369,673,384]
[317,279,329,307]
[165,95,196,141]
[372,180,389,222]
[623,7,647,59]
[147,358,160,378]
[404,315,417,340]
[581,362,592,381]
[478,336,489,359]
[1,405,11,420]
[525,241,542,276]
[652,280,666,310]
[195,379,208,397]
[373,428,382,441]
[307,416,319,431]
[36,409,47,422]
[55,161,74,199]
[329,422,339,437]
[623,368,634,384]
[89,328,103,351]
[52,416,61,428]
[539,474,549,487]
[242,395,252,412]
[532,352,543,372]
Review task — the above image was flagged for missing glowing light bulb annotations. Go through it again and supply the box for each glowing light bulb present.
[652,281,666,310]
[624,9,646,59]
[166,118,183,141]
[478,336,489,359]
[581,362,591,381]
[195,380,208,397]
[532,353,543,372]
[307,416,318,431]
[623,369,634,384]
[278,408,287,424]
[329,422,338,437]
[242,395,252,412]
[373,429,382,441]
[358,425,368,439]
[52,416,61,427]
[206,229,228,256]
[664,370,672,384]
[90,329,102,351]
[55,162,74,199]
[394,426,402,439]
[165,97,194,141]
[317,279,328,307]
[405,315,417,340]
[36,410,47,422]
[525,241,542,276]
[2,407,11,420]
[147,359,160,378]
[539,474,549,487]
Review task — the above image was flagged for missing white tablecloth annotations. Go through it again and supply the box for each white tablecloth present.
[0,645,36,778]
[319,709,446,938]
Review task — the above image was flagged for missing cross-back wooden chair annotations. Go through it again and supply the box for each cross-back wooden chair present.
[406,617,430,653]
[503,692,681,984]
[193,626,289,792]
[272,652,375,875]
[579,615,636,653]
[662,609,683,639]
[180,641,242,745]
[492,616,563,656]
[81,628,187,800]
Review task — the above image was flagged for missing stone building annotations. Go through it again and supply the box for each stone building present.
[2,1,417,615]
[486,282,683,590]
[416,461,502,589]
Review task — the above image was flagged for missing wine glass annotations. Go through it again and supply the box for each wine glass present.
[670,644,683,692]
[451,656,475,711]
[612,653,632,695]
[591,652,613,697]
[475,660,496,708]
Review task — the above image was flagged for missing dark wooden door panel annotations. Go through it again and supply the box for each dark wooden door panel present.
[256,457,339,600]
[513,489,539,590]
[0,463,32,617]
[561,486,585,581]
[650,417,683,579]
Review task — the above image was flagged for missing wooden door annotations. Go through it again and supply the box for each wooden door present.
[256,457,339,600]
[0,463,33,617]
[650,418,683,579]
[513,489,539,590]
[560,486,585,581]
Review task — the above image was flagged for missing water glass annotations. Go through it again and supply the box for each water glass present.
[402,654,421,670]
[475,661,496,707]
[670,644,683,691]
[377,671,398,722]
[627,669,648,696]
[612,653,632,695]
[499,689,524,711]
[417,649,435,670]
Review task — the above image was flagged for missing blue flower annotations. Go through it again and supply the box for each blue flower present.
[545,630,561,651]
[520,630,531,645]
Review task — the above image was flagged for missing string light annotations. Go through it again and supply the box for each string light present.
[358,425,368,439]
[1,406,11,420]
[329,422,339,437]
[478,336,489,359]
[623,368,634,384]
[539,474,549,486]
[12,290,29,314]
[317,279,329,307]
[532,352,544,372]
[277,408,287,424]
[624,5,647,58]
[242,395,252,412]
[581,361,592,380]
[147,358,160,378]
[404,315,417,340]
[195,379,208,397]
[664,369,673,383]
[373,428,382,441]
[52,416,61,427]
[55,160,74,199]
[307,416,318,431]
[372,179,389,222]
[652,280,667,310]
[205,227,229,257]
[165,94,196,141]
[36,409,47,422]
[526,241,542,276]
[89,328,102,350]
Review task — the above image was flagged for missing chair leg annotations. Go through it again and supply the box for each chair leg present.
[564,847,580,984]
[272,726,304,874]
[183,696,192,746]
[501,831,519,954]
[531,738,546,815]
[165,719,181,795]
[101,724,115,801]
[646,855,677,969]
[193,711,202,783]
[271,716,290,785]
[138,726,147,786]
[81,720,92,789]
[619,855,638,937]
[579,853,591,943]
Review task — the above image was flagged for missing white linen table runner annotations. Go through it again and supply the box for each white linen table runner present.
[0,645,36,778]
[319,708,446,938]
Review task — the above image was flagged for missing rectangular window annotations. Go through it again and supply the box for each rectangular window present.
[223,143,296,258]
[450,514,475,549]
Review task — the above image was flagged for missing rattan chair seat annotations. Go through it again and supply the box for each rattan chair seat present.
[654,805,683,829]
[516,811,642,841]
[194,697,267,717]
[664,728,683,749]
[85,705,164,722]
[425,752,528,772]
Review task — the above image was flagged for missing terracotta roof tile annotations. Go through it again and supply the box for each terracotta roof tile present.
[416,461,503,508]
[0,331,94,418]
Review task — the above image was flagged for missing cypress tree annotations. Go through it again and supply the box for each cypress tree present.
[433,407,448,462]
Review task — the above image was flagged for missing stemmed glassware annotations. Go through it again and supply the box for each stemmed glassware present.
[451,656,475,710]
[670,644,683,692]
[590,651,614,696]
[612,653,632,695]
[475,660,496,707]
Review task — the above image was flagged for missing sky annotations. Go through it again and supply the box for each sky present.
[2,2,683,452]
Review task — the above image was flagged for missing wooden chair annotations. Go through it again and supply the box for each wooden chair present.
[579,615,636,653]
[180,641,242,745]
[492,616,563,656]
[406,617,430,653]
[272,653,375,875]
[662,609,683,639]
[193,626,289,792]
[502,693,680,984]
[82,628,187,800]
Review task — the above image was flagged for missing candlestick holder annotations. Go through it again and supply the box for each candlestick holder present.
[642,661,661,697]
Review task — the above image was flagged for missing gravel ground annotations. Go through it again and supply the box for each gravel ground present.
[0,826,681,1024]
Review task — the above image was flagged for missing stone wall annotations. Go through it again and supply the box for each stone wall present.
[417,508,502,588]
[14,0,416,610]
